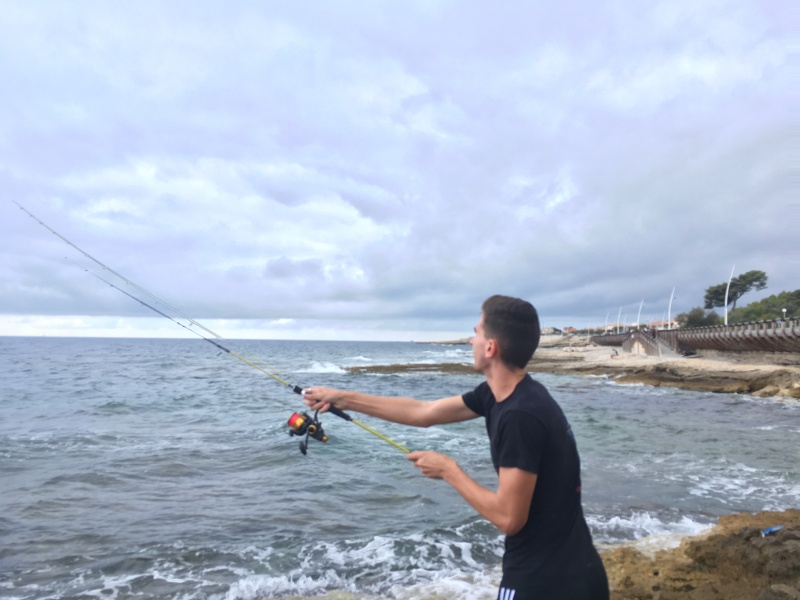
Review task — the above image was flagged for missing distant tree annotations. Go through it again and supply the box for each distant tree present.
[729,289,800,323]
[677,307,723,328]
[704,270,768,311]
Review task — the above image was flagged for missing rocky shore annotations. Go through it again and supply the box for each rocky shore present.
[530,346,800,399]
[602,509,800,600]
[349,338,800,399]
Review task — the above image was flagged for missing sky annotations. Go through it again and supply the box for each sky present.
[0,0,795,341]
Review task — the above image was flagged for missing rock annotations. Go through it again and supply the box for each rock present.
[754,385,781,397]
[603,510,800,600]
[759,584,800,600]
[765,540,800,579]
[528,348,800,398]
[359,346,800,398]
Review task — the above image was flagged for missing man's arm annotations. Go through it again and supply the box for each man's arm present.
[304,387,533,533]
[407,452,537,536]
[302,387,477,427]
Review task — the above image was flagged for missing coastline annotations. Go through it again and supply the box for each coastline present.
[530,345,800,399]
[369,338,800,399]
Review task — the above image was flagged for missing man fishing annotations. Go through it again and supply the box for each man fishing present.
[303,295,609,600]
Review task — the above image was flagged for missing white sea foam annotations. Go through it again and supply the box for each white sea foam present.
[225,567,499,600]
[588,511,711,549]
[390,566,500,599]
[298,361,347,374]
[217,529,505,599]
[346,355,373,363]
[677,461,800,508]
[223,570,348,599]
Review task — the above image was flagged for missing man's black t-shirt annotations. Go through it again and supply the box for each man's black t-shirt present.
[462,374,607,596]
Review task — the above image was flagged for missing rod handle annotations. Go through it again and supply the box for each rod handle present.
[327,405,352,421]
[293,386,352,421]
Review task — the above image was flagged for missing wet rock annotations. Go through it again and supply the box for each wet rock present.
[604,510,800,600]
[754,385,781,397]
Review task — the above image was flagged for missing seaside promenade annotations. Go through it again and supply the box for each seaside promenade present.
[591,317,800,355]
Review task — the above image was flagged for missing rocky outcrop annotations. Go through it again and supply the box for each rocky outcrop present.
[603,510,800,600]
[346,345,800,398]
[529,348,800,398]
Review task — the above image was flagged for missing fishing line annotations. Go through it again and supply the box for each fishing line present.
[14,202,410,455]
[13,201,222,341]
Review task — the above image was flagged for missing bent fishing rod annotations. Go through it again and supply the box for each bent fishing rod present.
[14,201,410,456]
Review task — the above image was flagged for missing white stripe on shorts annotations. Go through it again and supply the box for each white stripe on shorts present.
[498,587,516,600]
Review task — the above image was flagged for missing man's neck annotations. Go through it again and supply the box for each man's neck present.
[483,363,527,402]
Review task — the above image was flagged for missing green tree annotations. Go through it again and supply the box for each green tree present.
[704,270,768,310]
[729,289,800,323]
[677,307,723,328]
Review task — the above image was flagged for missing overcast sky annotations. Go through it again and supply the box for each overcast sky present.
[0,1,794,341]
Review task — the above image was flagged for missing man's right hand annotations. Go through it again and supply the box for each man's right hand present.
[301,386,344,413]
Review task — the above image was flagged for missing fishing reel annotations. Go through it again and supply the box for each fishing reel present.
[287,411,328,455]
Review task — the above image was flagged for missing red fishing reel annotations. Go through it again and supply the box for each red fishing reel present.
[287,411,328,455]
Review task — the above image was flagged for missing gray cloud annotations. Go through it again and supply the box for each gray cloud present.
[0,1,793,339]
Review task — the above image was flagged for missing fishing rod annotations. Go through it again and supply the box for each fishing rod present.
[80,264,409,456]
[14,201,410,455]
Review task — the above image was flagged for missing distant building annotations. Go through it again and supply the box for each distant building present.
[648,319,678,330]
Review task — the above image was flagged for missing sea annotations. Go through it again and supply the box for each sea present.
[1,336,798,600]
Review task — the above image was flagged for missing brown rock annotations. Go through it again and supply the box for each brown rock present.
[604,510,800,600]
[759,584,800,600]
[754,385,781,397]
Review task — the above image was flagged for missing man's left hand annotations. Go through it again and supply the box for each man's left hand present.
[406,450,457,480]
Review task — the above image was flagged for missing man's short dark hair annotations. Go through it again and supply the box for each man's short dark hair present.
[482,295,541,369]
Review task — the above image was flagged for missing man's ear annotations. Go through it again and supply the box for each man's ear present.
[486,338,498,357]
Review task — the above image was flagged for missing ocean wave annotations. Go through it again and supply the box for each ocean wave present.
[296,362,347,374]
[683,463,800,509]
[390,567,500,600]
[420,349,473,363]
[588,511,711,547]
[222,535,502,600]
[223,570,349,600]
[345,355,374,363]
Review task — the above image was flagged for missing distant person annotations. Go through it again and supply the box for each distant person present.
[303,295,609,600]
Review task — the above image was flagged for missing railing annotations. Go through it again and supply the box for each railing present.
[672,318,800,352]
[623,332,661,357]
[591,318,800,353]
